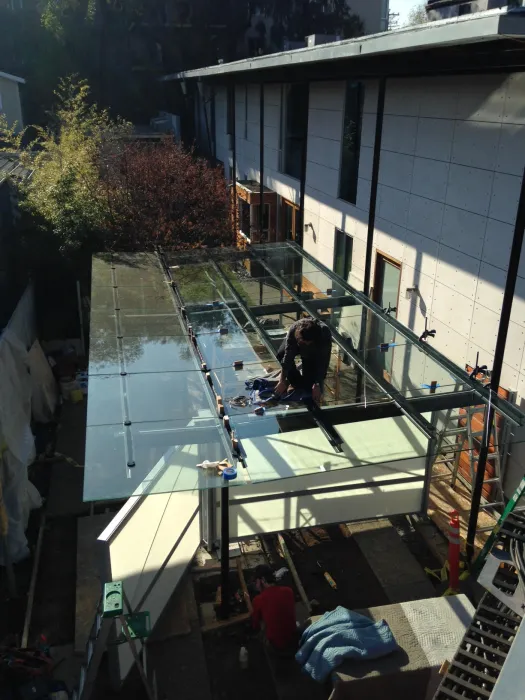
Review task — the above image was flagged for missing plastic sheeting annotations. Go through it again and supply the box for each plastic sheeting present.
[0,284,40,565]
[28,340,59,423]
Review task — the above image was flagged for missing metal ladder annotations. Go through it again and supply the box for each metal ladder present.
[433,403,512,522]
[72,581,154,700]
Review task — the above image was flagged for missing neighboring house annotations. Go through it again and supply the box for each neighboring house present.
[167,8,525,500]
[426,0,523,20]
[0,70,24,132]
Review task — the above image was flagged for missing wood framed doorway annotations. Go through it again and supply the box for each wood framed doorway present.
[280,198,300,242]
[371,252,402,382]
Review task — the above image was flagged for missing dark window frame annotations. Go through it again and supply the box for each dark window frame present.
[338,81,364,206]
[333,228,353,282]
[280,83,309,181]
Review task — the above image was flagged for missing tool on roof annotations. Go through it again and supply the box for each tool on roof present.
[419,318,436,343]
[317,560,337,590]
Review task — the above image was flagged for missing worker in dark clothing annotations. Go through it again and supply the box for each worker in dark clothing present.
[250,566,297,652]
[275,317,332,404]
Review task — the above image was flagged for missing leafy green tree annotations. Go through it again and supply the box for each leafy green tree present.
[407,3,428,25]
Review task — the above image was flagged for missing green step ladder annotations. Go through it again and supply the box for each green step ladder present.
[471,475,525,578]
[72,581,154,700]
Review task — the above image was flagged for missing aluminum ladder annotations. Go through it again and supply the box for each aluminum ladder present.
[72,581,154,700]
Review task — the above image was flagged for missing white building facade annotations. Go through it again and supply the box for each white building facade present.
[175,10,525,499]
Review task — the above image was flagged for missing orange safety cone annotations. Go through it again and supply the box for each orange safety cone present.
[448,510,461,592]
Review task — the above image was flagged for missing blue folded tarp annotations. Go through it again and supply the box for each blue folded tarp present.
[295,606,398,683]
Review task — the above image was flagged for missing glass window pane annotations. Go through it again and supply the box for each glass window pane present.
[339,82,364,205]
[282,84,309,180]
[118,287,174,311]
[119,310,183,336]
[122,335,200,374]
[87,375,125,426]
[127,372,213,423]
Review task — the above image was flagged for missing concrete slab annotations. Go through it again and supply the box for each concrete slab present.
[349,520,435,604]
[75,513,114,653]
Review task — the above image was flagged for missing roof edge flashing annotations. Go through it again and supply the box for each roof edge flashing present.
[162,8,524,82]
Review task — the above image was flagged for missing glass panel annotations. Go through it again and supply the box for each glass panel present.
[172,263,236,306]
[89,336,121,376]
[113,253,163,286]
[89,311,117,338]
[282,84,309,180]
[339,82,364,205]
[92,255,113,286]
[126,372,213,423]
[87,375,125,427]
[119,310,184,337]
[91,286,116,311]
[117,286,174,311]
[122,335,200,374]
[84,418,229,501]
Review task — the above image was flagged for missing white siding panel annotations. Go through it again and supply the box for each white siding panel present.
[496,123,525,176]
[318,201,344,230]
[304,193,321,218]
[308,108,343,140]
[378,184,410,228]
[363,80,379,114]
[399,266,435,318]
[384,78,421,117]
[470,303,500,356]
[310,81,345,112]
[264,125,279,149]
[306,161,339,198]
[455,74,507,123]
[359,145,374,181]
[403,227,440,278]
[412,157,449,203]
[428,315,469,368]
[435,246,481,301]
[489,172,522,225]
[432,280,474,328]
[382,115,418,156]
[361,112,376,148]
[440,205,487,259]
[265,85,280,107]
[475,262,505,315]
[445,164,494,217]
[378,151,414,193]
[375,218,406,262]
[451,121,501,171]
[308,135,341,168]
[264,146,279,171]
[503,72,525,125]
[415,117,455,163]
[419,78,459,119]
[482,218,514,271]
[511,276,525,328]
[407,195,444,241]
[356,178,371,212]
[504,322,525,371]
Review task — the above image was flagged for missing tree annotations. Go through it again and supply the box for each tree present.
[1,76,233,260]
[407,3,428,26]
[104,139,234,250]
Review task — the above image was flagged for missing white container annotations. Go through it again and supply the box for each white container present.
[239,646,248,670]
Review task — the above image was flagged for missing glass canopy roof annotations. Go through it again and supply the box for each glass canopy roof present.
[84,245,525,502]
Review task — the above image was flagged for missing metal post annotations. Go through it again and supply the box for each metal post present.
[298,82,310,249]
[363,76,386,299]
[467,166,525,562]
[356,77,386,403]
[259,83,265,241]
[220,484,230,618]
[231,83,238,245]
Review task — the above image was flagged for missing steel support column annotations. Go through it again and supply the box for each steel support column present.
[298,82,310,249]
[230,83,238,244]
[259,83,265,241]
[220,484,230,618]
[251,252,436,441]
[467,166,525,561]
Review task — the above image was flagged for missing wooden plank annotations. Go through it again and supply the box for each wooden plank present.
[22,512,46,648]
[277,534,311,614]
[201,612,251,633]
[236,558,253,614]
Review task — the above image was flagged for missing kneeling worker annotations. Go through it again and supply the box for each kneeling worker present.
[275,317,332,404]
[250,566,297,652]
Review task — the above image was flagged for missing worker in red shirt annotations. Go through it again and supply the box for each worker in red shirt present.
[250,566,298,653]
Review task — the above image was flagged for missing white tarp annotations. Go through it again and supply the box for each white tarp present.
[0,284,40,564]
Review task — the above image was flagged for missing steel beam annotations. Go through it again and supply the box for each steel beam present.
[298,82,310,249]
[467,166,525,561]
[259,83,264,241]
[291,241,525,427]
[251,252,436,441]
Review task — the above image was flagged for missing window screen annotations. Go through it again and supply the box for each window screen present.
[339,82,364,205]
[281,84,309,180]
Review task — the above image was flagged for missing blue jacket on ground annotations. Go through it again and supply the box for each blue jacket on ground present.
[295,606,398,683]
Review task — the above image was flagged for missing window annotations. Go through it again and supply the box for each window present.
[334,229,353,282]
[339,82,364,205]
[458,3,471,15]
[281,84,309,180]
[238,198,250,235]
[281,198,300,242]
[226,85,234,136]
[244,85,248,140]
[252,203,270,241]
